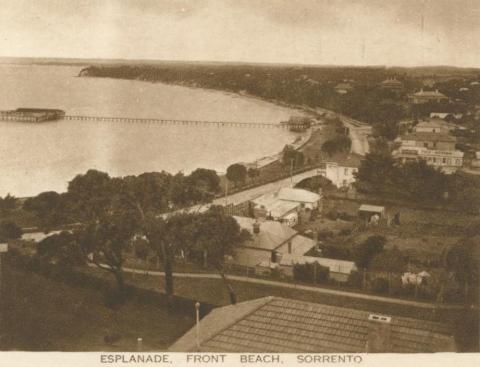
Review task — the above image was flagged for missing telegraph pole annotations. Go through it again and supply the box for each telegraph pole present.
[0,243,8,343]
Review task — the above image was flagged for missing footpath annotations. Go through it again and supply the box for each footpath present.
[112,265,467,311]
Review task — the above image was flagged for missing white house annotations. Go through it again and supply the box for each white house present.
[318,162,358,188]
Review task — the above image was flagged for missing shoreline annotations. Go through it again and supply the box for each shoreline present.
[78,73,319,171]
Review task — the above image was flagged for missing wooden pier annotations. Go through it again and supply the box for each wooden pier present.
[61,115,297,129]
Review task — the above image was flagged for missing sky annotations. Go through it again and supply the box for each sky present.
[1,0,480,67]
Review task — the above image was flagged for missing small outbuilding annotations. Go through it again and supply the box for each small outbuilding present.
[358,204,385,225]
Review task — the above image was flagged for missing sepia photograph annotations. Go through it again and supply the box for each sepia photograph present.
[0,0,479,363]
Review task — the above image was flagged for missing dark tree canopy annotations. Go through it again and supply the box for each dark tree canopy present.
[0,220,22,242]
[226,163,247,186]
[282,145,304,169]
[0,194,16,212]
[353,235,386,269]
[23,191,69,231]
[36,231,84,267]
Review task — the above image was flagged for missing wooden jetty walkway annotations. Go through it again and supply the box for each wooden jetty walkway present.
[63,115,294,129]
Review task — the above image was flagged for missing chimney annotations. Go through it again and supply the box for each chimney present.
[252,221,260,234]
[366,314,392,353]
[287,241,292,254]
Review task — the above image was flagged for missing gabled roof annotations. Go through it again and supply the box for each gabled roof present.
[277,187,320,203]
[170,297,455,353]
[234,216,297,250]
[275,234,316,255]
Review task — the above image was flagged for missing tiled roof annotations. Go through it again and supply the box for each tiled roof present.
[170,297,455,353]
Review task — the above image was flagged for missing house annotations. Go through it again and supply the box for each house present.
[393,130,463,173]
[397,132,457,150]
[232,217,316,268]
[413,119,450,134]
[408,89,449,104]
[318,162,358,188]
[472,152,480,168]
[430,112,463,121]
[334,82,353,94]
[379,78,403,93]
[251,187,321,225]
[252,194,300,225]
[422,78,436,88]
[392,146,463,174]
[169,297,456,352]
[278,253,357,282]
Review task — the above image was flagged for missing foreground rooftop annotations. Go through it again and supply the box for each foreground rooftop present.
[170,297,455,353]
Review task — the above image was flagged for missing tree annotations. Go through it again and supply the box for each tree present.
[353,235,386,269]
[67,169,118,223]
[0,194,16,213]
[36,231,84,267]
[441,238,479,301]
[370,247,407,273]
[0,220,22,242]
[226,163,247,187]
[76,211,137,298]
[354,152,398,195]
[23,191,69,231]
[66,170,135,298]
[189,168,221,194]
[282,145,304,169]
[247,167,260,182]
[160,207,250,305]
[321,140,337,156]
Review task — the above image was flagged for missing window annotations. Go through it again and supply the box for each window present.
[344,168,348,175]
[442,158,447,164]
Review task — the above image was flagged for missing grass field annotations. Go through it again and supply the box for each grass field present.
[1,269,194,351]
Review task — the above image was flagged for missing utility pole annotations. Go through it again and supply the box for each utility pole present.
[224,178,228,206]
[195,302,201,351]
[290,158,294,186]
[0,243,8,342]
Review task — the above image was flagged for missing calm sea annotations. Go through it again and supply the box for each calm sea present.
[0,64,299,197]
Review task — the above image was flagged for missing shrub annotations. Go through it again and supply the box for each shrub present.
[339,228,352,236]
[0,220,23,242]
[325,210,338,220]
[317,230,334,240]
[347,271,363,288]
[293,262,329,283]
[372,277,389,294]
[320,244,352,261]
